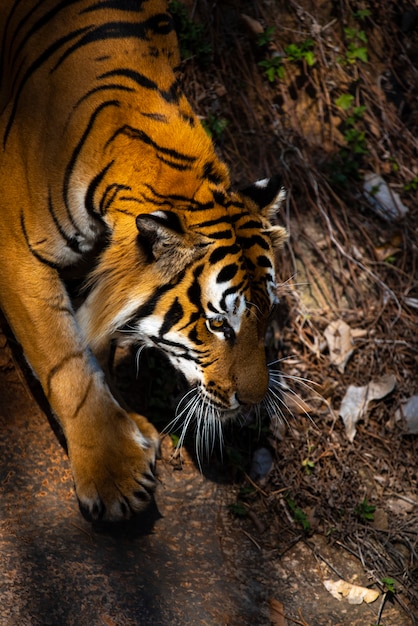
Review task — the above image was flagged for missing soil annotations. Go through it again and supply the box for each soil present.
[0,329,414,626]
[1,1,417,625]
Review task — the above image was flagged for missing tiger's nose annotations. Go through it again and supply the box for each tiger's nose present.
[235,375,269,407]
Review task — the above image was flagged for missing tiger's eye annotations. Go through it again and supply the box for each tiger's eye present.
[208,318,225,332]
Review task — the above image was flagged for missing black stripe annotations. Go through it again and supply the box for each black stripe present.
[205,229,233,240]
[208,244,240,265]
[188,327,204,346]
[219,283,246,311]
[202,161,225,185]
[256,255,273,268]
[46,350,85,398]
[85,161,114,216]
[118,272,186,331]
[99,68,181,104]
[100,182,131,214]
[81,0,147,13]
[52,14,174,73]
[239,234,270,251]
[238,219,263,230]
[20,212,60,270]
[72,377,94,418]
[143,183,215,212]
[197,216,231,229]
[64,100,120,224]
[156,155,192,171]
[47,192,82,254]
[150,336,198,359]
[9,0,84,72]
[160,298,183,336]
[73,83,135,111]
[107,125,196,164]
[216,263,238,283]
[4,24,91,145]
[140,111,169,122]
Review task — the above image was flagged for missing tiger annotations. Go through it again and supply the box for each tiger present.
[0,0,287,522]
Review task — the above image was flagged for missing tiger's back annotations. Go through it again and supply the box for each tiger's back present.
[0,0,287,522]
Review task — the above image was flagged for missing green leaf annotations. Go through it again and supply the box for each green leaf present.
[335,93,354,110]
[357,29,368,44]
[344,27,357,40]
[228,502,248,517]
[354,9,371,19]
[304,50,315,66]
[382,577,397,593]
[347,45,368,63]
[257,26,275,47]
[353,105,367,117]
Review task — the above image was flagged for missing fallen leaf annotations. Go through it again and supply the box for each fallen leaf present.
[324,320,354,373]
[269,598,288,626]
[373,508,389,531]
[374,243,401,262]
[339,374,396,442]
[324,579,380,605]
[241,14,264,36]
[399,395,418,434]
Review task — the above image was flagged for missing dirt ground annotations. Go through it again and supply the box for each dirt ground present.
[0,326,415,626]
[1,1,417,625]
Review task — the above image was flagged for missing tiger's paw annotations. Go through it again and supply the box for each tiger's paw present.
[69,412,160,522]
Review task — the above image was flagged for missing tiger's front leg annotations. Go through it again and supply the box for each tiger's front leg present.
[0,253,159,522]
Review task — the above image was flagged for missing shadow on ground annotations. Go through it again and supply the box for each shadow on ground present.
[1,326,413,626]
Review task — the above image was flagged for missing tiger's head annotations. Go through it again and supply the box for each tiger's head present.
[78,175,287,434]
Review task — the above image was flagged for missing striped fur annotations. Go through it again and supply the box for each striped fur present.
[0,0,287,521]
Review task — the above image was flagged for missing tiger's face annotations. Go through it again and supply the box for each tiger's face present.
[85,177,288,429]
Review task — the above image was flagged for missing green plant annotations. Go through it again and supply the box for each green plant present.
[228,501,248,518]
[257,25,276,47]
[302,441,316,475]
[168,1,212,65]
[328,96,368,185]
[258,32,315,82]
[382,577,397,594]
[353,9,372,20]
[201,114,229,140]
[258,55,285,82]
[286,496,311,532]
[302,457,315,475]
[343,26,368,64]
[403,173,418,192]
[285,39,315,66]
[355,498,376,522]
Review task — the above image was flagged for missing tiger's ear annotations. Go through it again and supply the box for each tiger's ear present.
[136,211,207,270]
[240,175,287,249]
[240,175,286,221]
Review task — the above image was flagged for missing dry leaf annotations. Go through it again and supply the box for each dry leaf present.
[269,598,287,626]
[339,374,396,442]
[374,243,401,262]
[324,579,380,605]
[241,14,264,36]
[399,395,418,434]
[324,319,354,373]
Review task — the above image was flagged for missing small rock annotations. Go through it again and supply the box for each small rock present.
[400,395,418,434]
[250,447,273,481]
[363,173,408,221]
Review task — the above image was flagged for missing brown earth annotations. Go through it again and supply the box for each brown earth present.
[1,327,415,626]
[1,1,417,625]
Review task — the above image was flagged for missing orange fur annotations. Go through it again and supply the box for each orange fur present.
[0,0,286,522]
